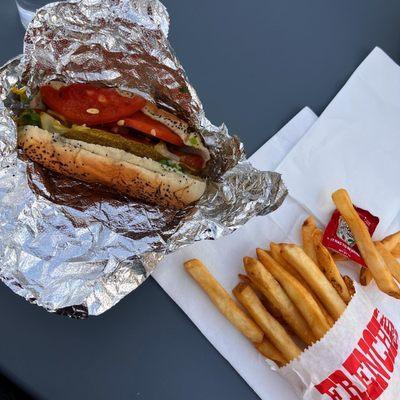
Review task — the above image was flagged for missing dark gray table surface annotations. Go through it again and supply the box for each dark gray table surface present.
[1,1,400,399]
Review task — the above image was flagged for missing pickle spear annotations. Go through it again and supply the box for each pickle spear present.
[40,112,163,161]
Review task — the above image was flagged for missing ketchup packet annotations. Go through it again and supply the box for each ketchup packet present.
[322,207,379,266]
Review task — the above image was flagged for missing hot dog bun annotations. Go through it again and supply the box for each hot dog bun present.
[18,125,206,208]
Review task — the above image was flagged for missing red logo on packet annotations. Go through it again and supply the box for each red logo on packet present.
[322,207,379,267]
[315,309,398,399]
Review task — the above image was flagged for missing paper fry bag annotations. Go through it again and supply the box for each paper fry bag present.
[278,284,399,399]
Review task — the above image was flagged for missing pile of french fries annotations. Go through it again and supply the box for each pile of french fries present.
[184,189,400,367]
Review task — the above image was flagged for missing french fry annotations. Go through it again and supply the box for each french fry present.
[359,268,373,286]
[233,283,301,362]
[313,233,351,304]
[392,244,400,258]
[238,273,290,331]
[376,242,400,283]
[271,244,334,326]
[257,249,330,339]
[332,189,400,298]
[342,275,356,298]
[312,228,323,243]
[184,259,263,344]
[381,231,400,253]
[332,252,348,262]
[255,339,287,367]
[243,256,315,345]
[323,232,400,262]
[281,244,347,320]
[270,243,302,281]
[238,273,252,285]
[302,216,319,266]
[328,228,400,264]
[361,240,400,285]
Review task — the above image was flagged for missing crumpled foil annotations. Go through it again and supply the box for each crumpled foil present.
[0,0,287,317]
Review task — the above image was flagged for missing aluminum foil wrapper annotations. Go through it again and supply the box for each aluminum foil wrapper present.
[0,0,286,317]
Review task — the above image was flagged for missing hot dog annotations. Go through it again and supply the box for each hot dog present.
[16,82,209,208]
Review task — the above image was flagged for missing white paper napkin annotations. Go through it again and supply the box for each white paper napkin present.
[277,47,400,237]
[153,107,318,400]
[152,47,400,400]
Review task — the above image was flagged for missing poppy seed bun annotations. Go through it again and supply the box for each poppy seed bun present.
[18,125,206,208]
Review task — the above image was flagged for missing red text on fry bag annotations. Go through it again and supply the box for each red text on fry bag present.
[315,309,398,399]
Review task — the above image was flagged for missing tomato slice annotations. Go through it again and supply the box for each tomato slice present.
[124,112,184,146]
[178,154,205,171]
[168,146,205,171]
[40,84,146,125]
[103,124,157,144]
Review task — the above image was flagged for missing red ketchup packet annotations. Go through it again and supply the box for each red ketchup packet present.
[322,207,379,267]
